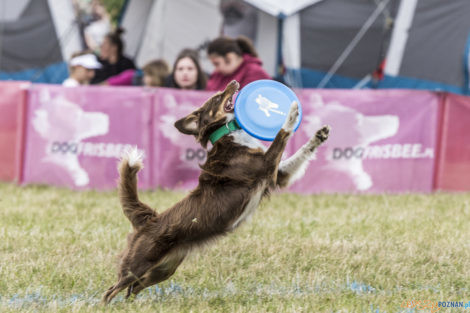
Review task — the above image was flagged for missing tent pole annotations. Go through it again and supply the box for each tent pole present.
[464,33,470,94]
[118,0,130,26]
[275,13,286,82]
[383,0,418,77]
[371,0,399,87]
[353,74,372,89]
[317,0,391,88]
[0,0,4,69]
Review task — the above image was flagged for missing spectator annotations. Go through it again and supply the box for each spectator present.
[63,52,102,87]
[105,59,169,87]
[91,28,136,84]
[206,36,270,91]
[83,0,112,53]
[142,60,170,87]
[165,49,207,90]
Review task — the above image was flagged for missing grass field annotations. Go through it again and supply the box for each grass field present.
[1,182,470,312]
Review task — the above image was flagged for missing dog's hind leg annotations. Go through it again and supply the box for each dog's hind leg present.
[125,284,134,299]
[103,259,155,304]
[277,125,330,188]
[118,147,157,229]
[102,274,139,304]
[127,250,188,298]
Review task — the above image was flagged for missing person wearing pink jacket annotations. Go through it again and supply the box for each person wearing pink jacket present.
[206,36,271,91]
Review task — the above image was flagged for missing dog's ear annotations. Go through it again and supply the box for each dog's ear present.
[174,112,199,135]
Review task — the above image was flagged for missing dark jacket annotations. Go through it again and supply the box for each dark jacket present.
[91,55,136,84]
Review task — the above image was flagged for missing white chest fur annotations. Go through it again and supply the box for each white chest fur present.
[230,129,267,151]
[226,126,267,229]
[231,182,265,229]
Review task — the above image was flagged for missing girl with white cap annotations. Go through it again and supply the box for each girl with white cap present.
[63,51,102,87]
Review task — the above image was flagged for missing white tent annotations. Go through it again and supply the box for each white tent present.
[226,0,470,92]
[120,0,323,76]
[120,0,222,71]
[0,0,82,83]
[3,0,470,94]
[230,0,324,77]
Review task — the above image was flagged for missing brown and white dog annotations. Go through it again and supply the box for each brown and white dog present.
[102,80,330,303]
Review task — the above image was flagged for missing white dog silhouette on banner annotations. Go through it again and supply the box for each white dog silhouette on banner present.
[159,93,211,170]
[32,90,109,186]
[303,93,399,190]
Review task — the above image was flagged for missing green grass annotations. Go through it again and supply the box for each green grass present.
[1,182,470,312]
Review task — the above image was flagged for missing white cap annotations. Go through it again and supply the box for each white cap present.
[70,54,102,69]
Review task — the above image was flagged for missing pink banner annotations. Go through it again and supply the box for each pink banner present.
[152,88,213,190]
[434,93,470,191]
[0,81,28,182]
[152,88,437,193]
[18,84,440,193]
[22,85,153,190]
[152,88,295,190]
[289,89,439,193]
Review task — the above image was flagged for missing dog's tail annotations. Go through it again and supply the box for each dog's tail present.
[118,147,157,229]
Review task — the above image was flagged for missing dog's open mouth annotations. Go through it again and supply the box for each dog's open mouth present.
[224,86,239,113]
[223,81,239,113]
[224,97,234,112]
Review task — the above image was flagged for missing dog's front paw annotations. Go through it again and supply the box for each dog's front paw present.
[307,125,330,152]
[282,101,299,132]
[315,125,330,143]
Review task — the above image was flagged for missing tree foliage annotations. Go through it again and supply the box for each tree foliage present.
[101,0,126,25]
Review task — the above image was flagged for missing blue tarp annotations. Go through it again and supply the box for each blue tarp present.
[288,68,467,95]
[0,62,68,84]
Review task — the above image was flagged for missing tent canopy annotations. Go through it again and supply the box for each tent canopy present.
[0,0,81,83]
[242,0,323,16]
[121,0,222,71]
[226,0,470,93]
[1,0,470,95]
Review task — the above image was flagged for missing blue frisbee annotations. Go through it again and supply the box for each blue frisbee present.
[234,80,302,141]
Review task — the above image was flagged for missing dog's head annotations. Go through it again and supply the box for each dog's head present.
[174,80,240,147]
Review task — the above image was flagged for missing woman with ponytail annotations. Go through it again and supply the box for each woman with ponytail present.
[206,36,270,91]
[91,28,136,84]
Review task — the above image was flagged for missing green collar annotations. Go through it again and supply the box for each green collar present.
[209,120,241,144]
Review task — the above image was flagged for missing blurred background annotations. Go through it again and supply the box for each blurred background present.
[2,3,470,310]
[1,0,470,94]
[1,0,470,193]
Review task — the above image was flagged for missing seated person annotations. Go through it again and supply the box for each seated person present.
[105,59,169,87]
[62,52,102,86]
[165,49,207,90]
[91,28,136,84]
[206,36,270,91]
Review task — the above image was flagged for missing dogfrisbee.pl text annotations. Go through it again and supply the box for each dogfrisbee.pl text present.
[401,300,470,312]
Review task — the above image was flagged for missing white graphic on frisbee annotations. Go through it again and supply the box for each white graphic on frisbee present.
[256,94,286,117]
